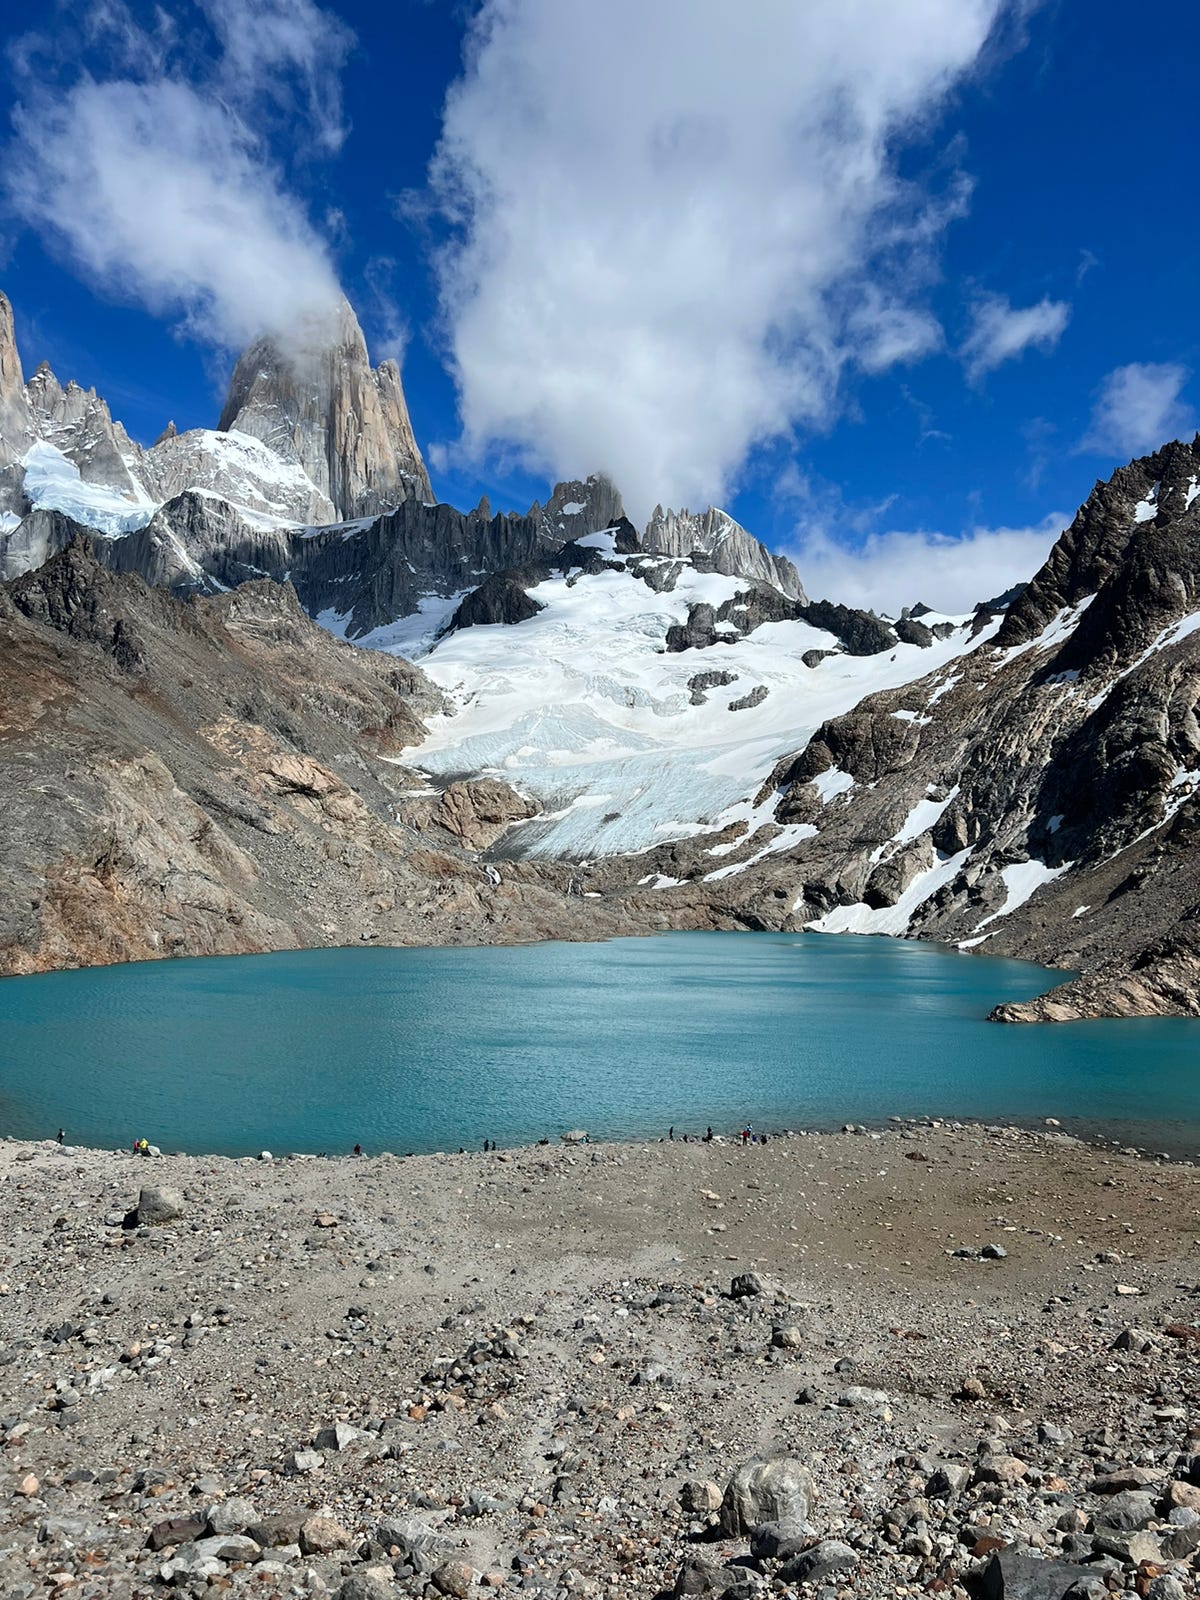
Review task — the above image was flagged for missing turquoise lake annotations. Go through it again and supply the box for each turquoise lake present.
[1,932,1198,1158]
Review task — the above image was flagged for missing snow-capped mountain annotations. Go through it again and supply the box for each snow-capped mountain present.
[404,524,983,857]
[0,291,803,646]
[7,281,1200,1023]
[217,296,433,518]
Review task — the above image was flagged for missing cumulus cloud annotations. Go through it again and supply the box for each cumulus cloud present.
[1080,362,1195,459]
[960,293,1070,382]
[787,513,1065,615]
[5,0,349,349]
[428,0,1014,520]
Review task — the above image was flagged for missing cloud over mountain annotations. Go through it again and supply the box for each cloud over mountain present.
[6,0,349,349]
[1081,362,1195,460]
[788,513,1066,615]
[429,0,1015,519]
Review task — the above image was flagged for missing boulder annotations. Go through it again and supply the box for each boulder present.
[298,1515,353,1555]
[132,1185,185,1225]
[334,1577,398,1600]
[777,1540,857,1586]
[432,1560,474,1598]
[680,1480,722,1515]
[720,1457,814,1536]
[748,1521,807,1561]
[147,1516,208,1552]
[205,1498,257,1536]
[1093,1489,1157,1531]
[730,1272,769,1299]
[969,1549,1103,1599]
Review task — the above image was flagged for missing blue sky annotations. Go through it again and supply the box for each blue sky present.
[1,0,1197,610]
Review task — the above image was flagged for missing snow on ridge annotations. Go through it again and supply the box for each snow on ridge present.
[894,785,959,846]
[403,555,993,858]
[972,858,1072,933]
[804,847,973,938]
[20,441,157,536]
[1000,596,1095,663]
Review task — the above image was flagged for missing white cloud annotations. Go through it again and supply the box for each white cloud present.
[1080,362,1195,459]
[6,0,348,350]
[199,0,354,154]
[429,0,1013,521]
[961,293,1070,382]
[787,513,1065,614]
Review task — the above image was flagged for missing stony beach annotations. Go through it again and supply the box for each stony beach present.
[2,1122,1199,1600]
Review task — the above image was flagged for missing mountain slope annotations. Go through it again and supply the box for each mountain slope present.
[0,542,658,976]
[621,436,1200,1020]
[403,524,984,858]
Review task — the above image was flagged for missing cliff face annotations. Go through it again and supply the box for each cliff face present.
[217,298,433,519]
[624,435,1200,1021]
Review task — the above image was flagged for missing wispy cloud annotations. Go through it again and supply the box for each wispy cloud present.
[960,292,1070,383]
[428,0,1017,520]
[5,0,351,349]
[1080,361,1195,459]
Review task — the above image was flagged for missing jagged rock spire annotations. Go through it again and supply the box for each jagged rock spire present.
[218,297,433,520]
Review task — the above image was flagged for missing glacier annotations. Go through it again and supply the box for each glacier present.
[400,549,993,858]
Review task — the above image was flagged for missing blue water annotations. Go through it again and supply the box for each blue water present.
[1,932,1199,1157]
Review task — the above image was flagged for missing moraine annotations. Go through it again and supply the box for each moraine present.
[3,932,1200,1158]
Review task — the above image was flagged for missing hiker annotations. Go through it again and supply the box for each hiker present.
[704,1126,713,1143]
[669,1126,675,1141]
[56,1128,64,1144]
[353,1143,362,1156]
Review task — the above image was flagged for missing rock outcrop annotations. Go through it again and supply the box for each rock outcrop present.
[644,504,805,599]
[218,297,433,518]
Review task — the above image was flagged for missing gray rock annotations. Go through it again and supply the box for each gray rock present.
[1093,1489,1157,1532]
[205,1498,256,1536]
[730,1272,769,1299]
[926,1462,971,1499]
[431,1560,473,1598]
[680,1480,722,1515]
[838,1385,890,1410]
[133,1185,184,1225]
[720,1457,814,1536]
[191,1534,260,1563]
[972,1549,1105,1599]
[776,1540,857,1586]
[334,1577,397,1600]
[672,1557,741,1596]
[748,1520,808,1561]
[313,1421,365,1452]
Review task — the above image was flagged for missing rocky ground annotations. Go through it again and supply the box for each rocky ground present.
[2,1123,1200,1599]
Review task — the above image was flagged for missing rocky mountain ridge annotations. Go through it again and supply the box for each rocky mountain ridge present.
[601,436,1200,1021]
[217,297,433,518]
[0,292,811,644]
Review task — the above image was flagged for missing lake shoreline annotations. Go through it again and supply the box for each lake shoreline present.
[7,1105,1199,1166]
[4,1122,1200,1597]
[5,933,1195,1159]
